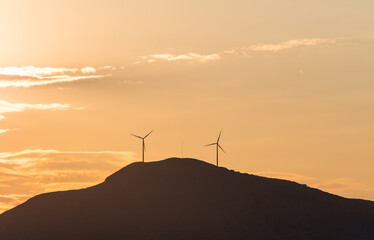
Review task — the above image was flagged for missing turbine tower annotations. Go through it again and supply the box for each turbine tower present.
[205,131,226,167]
[131,130,153,163]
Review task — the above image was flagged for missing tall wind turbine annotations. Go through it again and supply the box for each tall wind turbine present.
[131,130,153,163]
[205,131,226,167]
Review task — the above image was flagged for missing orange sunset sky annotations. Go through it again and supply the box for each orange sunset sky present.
[1,0,374,213]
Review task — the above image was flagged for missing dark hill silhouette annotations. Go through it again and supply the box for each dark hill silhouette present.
[1,158,374,239]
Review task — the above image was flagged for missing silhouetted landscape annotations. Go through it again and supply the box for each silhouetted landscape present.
[1,158,373,239]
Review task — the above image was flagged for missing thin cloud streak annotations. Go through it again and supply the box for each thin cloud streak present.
[141,38,336,63]
[0,75,104,88]
[0,66,115,88]
[0,149,136,213]
[0,129,9,134]
[0,66,79,77]
[0,194,30,213]
[0,99,76,120]
[0,100,81,134]
[0,149,133,162]
[81,66,96,74]
[98,65,116,71]
[141,53,220,63]
[245,38,336,52]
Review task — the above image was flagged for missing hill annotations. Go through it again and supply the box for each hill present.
[0,158,374,239]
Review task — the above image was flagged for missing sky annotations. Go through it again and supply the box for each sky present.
[0,0,374,212]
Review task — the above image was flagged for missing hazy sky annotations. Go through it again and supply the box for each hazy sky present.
[1,0,374,212]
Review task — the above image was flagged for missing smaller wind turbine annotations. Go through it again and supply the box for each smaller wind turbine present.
[205,131,226,167]
[131,130,153,163]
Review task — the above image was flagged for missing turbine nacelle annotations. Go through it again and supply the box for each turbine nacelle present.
[131,130,153,140]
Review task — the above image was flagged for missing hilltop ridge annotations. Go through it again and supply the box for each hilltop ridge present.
[1,158,374,240]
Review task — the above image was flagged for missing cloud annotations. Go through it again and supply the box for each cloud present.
[0,75,104,88]
[81,66,96,74]
[0,194,30,213]
[0,66,115,88]
[0,99,81,134]
[245,38,336,52]
[141,53,221,63]
[140,38,336,63]
[98,65,116,71]
[0,129,9,134]
[0,66,78,77]
[0,149,136,213]
[0,99,76,121]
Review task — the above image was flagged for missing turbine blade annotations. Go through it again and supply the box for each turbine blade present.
[218,144,226,153]
[143,141,146,152]
[131,134,142,139]
[205,143,216,147]
[144,130,153,139]
[217,130,222,143]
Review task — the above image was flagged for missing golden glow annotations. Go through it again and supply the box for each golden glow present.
[1,0,374,213]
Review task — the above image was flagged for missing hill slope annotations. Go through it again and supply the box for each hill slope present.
[1,158,374,240]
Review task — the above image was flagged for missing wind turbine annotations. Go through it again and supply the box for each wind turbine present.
[205,131,226,167]
[131,130,153,163]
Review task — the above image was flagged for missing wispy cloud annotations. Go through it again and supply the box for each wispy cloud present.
[0,149,136,213]
[140,38,336,63]
[245,38,336,52]
[0,99,81,134]
[80,66,96,74]
[141,53,220,63]
[98,65,116,71]
[0,194,30,213]
[0,99,76,121]
[0,129,9,134]
[0,67,78,77]
[0,66,115,88]
[0,76,103,88]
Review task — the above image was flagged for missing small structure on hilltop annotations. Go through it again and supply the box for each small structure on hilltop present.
[205,131,226,167]
[131,130,153,163]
